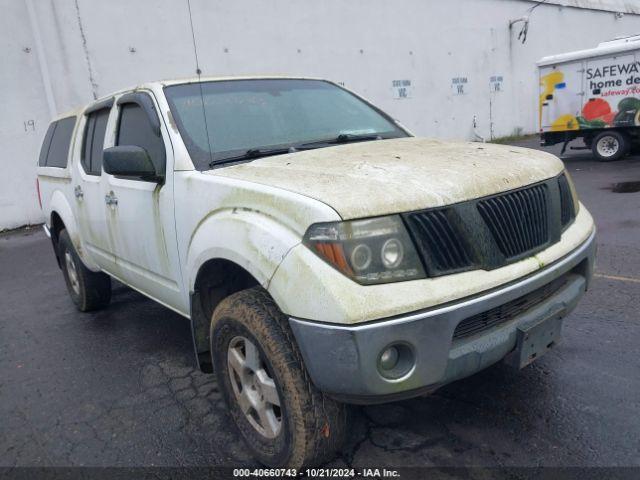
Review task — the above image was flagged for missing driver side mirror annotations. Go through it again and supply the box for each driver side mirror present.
[103,146,161,182]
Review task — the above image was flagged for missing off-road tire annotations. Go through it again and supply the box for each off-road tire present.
[592,130,629,162]
[210,287,347,468]
[58,229,111,311]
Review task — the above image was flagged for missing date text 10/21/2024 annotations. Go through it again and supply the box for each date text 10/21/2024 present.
[233,468,401,478]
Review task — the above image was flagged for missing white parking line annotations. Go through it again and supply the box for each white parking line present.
[594,273,640,285]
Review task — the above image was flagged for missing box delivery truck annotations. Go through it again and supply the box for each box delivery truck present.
[538,34,640,161]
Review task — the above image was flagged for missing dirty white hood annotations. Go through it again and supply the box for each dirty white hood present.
[210,137,565,220]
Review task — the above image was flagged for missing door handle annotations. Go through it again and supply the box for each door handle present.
[74,185,84,200]
[105,191,118,207]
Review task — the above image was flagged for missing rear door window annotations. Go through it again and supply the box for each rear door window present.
[81,109,111,175]
[117,103,165,175]
[38,123,56,166]
[41,117,76,168]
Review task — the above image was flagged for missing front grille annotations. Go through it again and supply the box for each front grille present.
[477,184,549,259]
[453,274,569,340]
[403,209,473,274]
[402,175,567,276]
[558,174,575,229]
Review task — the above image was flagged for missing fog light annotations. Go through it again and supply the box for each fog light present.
[377,343,415,380]
[379,346,399,370]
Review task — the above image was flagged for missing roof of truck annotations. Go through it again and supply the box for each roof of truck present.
[538,34,640,66]
[160,75,323,86]
[51,107,83,122]
[52,76,327,121]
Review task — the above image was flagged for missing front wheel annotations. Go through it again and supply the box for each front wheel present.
[592,130,629,161]
[210,287,347,468]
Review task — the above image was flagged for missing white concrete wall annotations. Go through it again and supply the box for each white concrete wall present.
[1,0,638,230]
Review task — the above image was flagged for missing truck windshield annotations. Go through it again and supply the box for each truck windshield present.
[164,79,408,169]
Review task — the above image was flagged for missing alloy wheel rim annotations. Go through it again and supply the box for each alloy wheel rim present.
[64,251,80,296]
[596,136,619,158]
[227,336,282,439]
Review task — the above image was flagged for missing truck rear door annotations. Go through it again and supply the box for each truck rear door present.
[73,101,113,267]
[539,61,584,132]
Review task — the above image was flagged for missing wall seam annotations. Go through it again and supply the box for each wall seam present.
[73,0,98,100]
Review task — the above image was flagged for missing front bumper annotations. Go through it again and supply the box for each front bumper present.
[289,230,596,404]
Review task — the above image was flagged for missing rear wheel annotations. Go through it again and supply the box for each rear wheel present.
[58,229,111,311]
[592,130,629,161]
[210,287,347,468]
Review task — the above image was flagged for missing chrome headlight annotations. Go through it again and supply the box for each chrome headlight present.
[303,215,426,285]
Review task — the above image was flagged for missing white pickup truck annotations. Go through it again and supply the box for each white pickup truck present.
[36,77,596,467]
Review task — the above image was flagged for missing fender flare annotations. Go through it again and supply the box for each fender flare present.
[49,190,100,271]
[187,208,301,293]
[186,208,302,371]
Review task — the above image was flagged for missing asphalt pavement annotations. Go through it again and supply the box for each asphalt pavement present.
[1,138,639,470]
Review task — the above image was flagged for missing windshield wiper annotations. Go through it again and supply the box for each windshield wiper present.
[208,134,384,167]
[209,147,295,167]
[297,133,383,148]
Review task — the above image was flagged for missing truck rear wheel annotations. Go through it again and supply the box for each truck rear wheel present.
[592,130,629,161]
[58,229,111,311]
[210,287,347,468]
